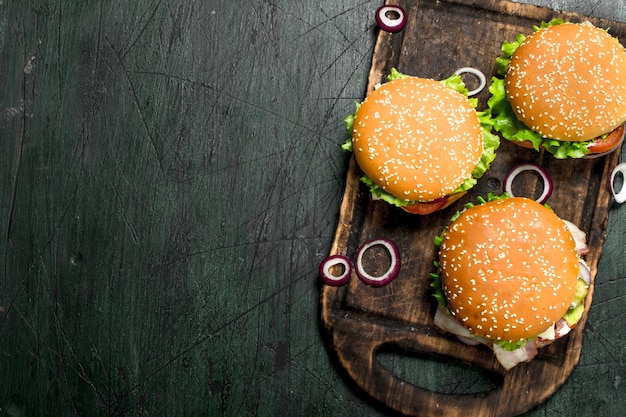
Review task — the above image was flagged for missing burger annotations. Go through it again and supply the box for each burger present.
[342,69,500,214]
[488,19,626,158]
[431,194,591,370]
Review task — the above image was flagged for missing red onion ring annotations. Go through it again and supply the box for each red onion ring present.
[355,238,401,287]
[578,259,591,286]
[318,255,352,286]
[611,162,626,204]
[453,67,487,96]
[375,6,406,33]
[503,162,553,204]
[554,319,573,339]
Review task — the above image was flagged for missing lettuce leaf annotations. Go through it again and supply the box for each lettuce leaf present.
[341,102,360,152]
[563,304,585,327]
[495,34,527,76]
[359,176,411,208]
[387,67,411,82]
[488,18,598,159]
[342,69,500,206]
[487,78,544,151]
[429,264,447,309]
[495,19,564,75]
[563,278,589,326]
[495,338,532,351]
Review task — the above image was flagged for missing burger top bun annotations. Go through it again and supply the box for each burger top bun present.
[439,197,579,342]
[506,23,626,142]
[352,77,483,203]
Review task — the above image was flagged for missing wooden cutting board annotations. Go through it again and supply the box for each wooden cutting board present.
[320,1,626,416]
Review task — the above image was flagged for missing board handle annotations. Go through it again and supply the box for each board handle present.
[330,318,514,417]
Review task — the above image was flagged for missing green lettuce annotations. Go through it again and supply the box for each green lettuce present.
[496,338,532,352]
[342,68,500,207]
[563,278,589,326]
[341,103,359,152]
[387,67,410,82]
[495,19,564,77]
[429,263,447,309]
[488,18,597,159]
[563,304,585,327]
[359,176,411,208]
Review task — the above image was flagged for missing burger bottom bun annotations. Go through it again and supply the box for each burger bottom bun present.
[401,191,466,215]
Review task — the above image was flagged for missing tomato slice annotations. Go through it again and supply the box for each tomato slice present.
[401,191,466,215]
[509,123,625,156]
[587,123,625,155]
[511,140,535,149]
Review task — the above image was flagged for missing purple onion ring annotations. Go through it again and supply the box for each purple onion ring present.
[318,255,352,286]
[355,238,401,287]
[611,162,626,203]
[578,259,591,286]
[503,162,553,204]
[375,6,407,33]
[454,67,487,96]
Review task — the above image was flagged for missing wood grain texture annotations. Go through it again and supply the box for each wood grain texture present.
[321,0,626,416]
[0,0,624,416]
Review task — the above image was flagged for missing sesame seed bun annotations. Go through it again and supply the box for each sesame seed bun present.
[352,77,483,203]
[439,197,579,342]
[506,23,626,142]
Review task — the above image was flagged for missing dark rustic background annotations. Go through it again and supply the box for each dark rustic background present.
[0,1,624,416]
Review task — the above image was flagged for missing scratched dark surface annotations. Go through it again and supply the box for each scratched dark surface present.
[0,1,624,416]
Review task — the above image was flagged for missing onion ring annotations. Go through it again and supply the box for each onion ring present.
[355,238,401,287]
[610,162,626,203]
[318,255,352,286]
[375,6,407,33]
[503,162,553,204]
[454,67,487,96]
[578,259,591,286]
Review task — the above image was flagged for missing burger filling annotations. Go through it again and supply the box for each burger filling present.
[430,193,590,370]
[342,68,500,209]
[488,19,626,158]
